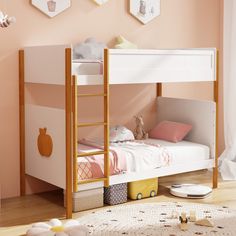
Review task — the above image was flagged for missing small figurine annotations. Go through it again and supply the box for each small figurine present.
[189,210,196,222]
[0,11,16,28]
[195,218,214,227]
[179,212,188,231]
[134,115,148,140]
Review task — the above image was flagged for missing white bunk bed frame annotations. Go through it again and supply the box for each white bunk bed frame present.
[19,46,218,219]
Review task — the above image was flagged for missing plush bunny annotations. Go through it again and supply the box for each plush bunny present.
[73,38,107,60]
[134,115,148,140]
[0,11,16,28]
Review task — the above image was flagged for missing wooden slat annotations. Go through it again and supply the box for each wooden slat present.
[65,48,72,219]
[72,75,78,192]
[104,48,110,187]
[77,150,107,157]
[78,178,107,185]
[77,122,107,127]
[19,50,26,196]
[213,50,219,189]
[78,93,107,97]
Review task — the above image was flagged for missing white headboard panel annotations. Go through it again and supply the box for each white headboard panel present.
[156,97,216,159]
[108,49,216,84]
[24,45,70,85]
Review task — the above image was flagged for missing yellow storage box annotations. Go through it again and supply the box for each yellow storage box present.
[128,178,158,200]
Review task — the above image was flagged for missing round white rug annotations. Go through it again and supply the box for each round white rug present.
[78,202,236,236]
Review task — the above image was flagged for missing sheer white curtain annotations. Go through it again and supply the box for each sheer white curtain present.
[219,0,236,179]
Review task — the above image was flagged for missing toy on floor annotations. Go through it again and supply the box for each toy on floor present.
[195,218,214,227]
[179,212,188,231]
[134,115,148,140]
[128,178,158,200]
[73,37,107,60]
[189,210,196,222]
[0,11,16,28]
[26,218,89,236]
[114,35,138,49]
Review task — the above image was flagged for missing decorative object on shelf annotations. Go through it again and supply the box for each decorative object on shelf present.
[37,128,53,157]
[134,115,148,140]
[26,218,89,236]
[93,0,109,5]
[0,11,16,28]
[31,0,71,18]
[73,38,107,60]
[129,0,161,24]
[114,35,138,49]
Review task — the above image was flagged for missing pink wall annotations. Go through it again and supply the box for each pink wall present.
[0,0,222,199]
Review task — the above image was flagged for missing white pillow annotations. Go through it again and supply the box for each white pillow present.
[110,125,134,143]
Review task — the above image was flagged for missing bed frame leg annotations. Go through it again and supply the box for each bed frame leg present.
[213,168,218,188]
[213,50,219,189]
[19,50,26,196]
[65,48,73,219]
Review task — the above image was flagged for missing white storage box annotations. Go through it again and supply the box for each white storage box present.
[64,187,104,212]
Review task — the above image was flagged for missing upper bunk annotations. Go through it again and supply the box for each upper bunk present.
[23,45,217,85]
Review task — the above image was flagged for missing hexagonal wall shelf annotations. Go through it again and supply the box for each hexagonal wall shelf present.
[31,0,71,18]
[129,0,161,24]
[93,0,109,5]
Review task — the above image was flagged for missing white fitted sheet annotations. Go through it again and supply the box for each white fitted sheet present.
[146,138,210,165]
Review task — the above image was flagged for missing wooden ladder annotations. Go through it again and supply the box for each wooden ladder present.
[72,49,110,192]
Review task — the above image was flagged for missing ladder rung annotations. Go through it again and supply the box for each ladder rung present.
[78,93,107,97]
[77,150,107,157]
[78,177,107,185]
[77,122,107,128]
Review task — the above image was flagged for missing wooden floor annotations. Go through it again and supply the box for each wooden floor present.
[1,170,236,236]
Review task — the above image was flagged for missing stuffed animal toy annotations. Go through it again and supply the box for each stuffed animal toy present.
[114,35,138,49]
[0,11,16,28]
[73,38,107,60]
[134,115,148,140]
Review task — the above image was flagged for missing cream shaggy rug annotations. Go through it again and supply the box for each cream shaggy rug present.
[79,202,236,236]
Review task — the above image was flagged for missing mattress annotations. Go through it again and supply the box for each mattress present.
[146,139,210,165]
[77,139,210,180]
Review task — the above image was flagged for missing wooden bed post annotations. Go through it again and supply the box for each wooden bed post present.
[19,50,26,196]
[72,75,78,193]
[104,48,110,187]
[65,48,73,219]
[213,50,219,189]
[156,83,162,97]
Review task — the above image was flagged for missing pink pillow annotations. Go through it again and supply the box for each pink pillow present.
[149,120,192,143]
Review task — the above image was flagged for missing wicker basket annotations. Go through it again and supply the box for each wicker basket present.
[104,183,127,205]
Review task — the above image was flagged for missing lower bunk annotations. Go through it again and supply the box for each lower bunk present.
[67,138,214,212]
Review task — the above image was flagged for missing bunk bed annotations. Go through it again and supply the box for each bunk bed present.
[19,46,218,219]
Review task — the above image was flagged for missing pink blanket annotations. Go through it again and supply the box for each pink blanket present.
[78,141,127,180]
